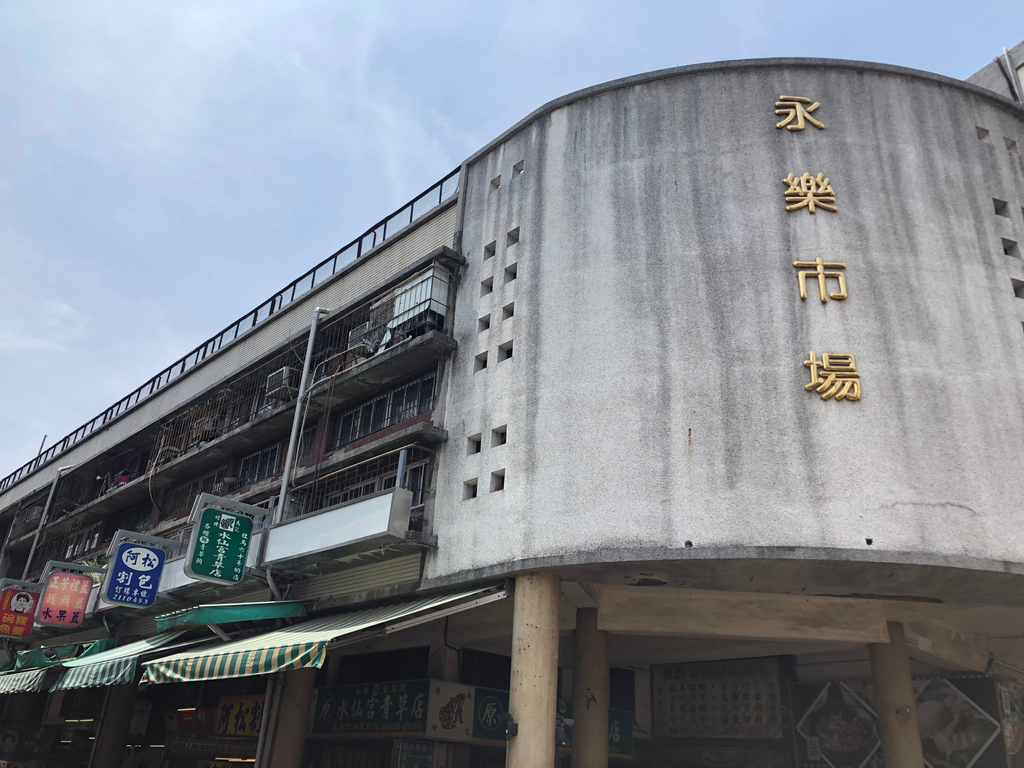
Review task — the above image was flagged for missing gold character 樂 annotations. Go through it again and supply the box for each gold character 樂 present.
[783,172,836,213]
[793,257,847,302]
[775,96,824,131]
[803,352,861,401]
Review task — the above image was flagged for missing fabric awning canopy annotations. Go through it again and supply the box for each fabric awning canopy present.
[0,668,48,694]
[50,631,186,691]
[142,587,504,686]
[155,601,307,632]
[15,638,118,671]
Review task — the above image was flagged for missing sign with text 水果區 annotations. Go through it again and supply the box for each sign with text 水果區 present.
[36,572,93,628]
[184,507,253,585]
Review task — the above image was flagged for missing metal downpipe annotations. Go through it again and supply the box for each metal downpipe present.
[21,464,74,581]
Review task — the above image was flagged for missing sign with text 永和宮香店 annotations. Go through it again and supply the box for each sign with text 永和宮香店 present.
[100,542,165,608]
[36,572,93,628]
[184,507,253,586]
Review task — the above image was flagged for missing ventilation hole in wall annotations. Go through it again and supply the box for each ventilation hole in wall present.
[1003,238,1020,257]
[506,227,520,247]
[474,352,488,372]
[478,314,491,332]
[504,264,518,283]
[1013,278,1024,299]
[502,302,515,320]
[684,540,693,548]
[480,277,493,296]
[865,538,873,546]
[995,198,1010,217]
[499,341,513,361]
[467,434,482,455]
[1006,137,1019,152]
[490,470,505,492]
[976,126,990,140]
[463,479,478,500]
[513,160,525,175]
[490,175,501,191]
[483,241,496,261]
[491,425,507,446]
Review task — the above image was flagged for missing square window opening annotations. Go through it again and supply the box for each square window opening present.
[977,126,990,140]
[1013,278,1024,299]
[478,314,491,333]
[1003,238,1020,258]
[484,241,497,261]
[995,198,1010,217]
[463,480,478,500]
[474,352,488,372]
[502,302,515,320]
[491,426,507,447]
[499,341,513,361]
[506,227,520,247]
[468,434,482,455]
[490,175,501,191]
[480,277,494,296]
[490,470,505,493]
[1006,137,1019,152]
[504,264,518,283]
[513,160,525,175]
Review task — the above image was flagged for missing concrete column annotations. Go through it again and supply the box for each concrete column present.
[507,572,561,768]
[90,684,138,768]
[869,622,924,768]
[571,607,608,768]
[267,667,317,768]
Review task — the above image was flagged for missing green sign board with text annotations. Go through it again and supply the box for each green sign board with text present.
[184,508,253,585]
[312,680,431,735]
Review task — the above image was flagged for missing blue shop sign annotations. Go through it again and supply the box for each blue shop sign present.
[101,542,165,608]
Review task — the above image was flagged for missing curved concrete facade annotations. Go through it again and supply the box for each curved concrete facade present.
[425,59,1024,596]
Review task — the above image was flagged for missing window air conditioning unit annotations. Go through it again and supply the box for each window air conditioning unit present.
[346,322,387,357]
[266,367,299,401]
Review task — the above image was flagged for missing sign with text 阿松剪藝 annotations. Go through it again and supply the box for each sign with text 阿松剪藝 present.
[185,507,253,586]
[100,542,165,609]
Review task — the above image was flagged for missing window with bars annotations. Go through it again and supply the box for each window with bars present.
[236,442,282,488]
[334,371,436,449]
[161,464,229,519]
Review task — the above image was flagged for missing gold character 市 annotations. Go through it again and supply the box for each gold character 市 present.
[775,96,824,131]
[803,352,861,401]
[783,173,836,213]
[793,257,847,302]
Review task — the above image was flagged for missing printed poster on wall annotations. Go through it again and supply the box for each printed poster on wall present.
[792,677,1007,768]
[653,658,783,739]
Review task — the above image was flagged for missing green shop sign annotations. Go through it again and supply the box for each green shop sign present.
[312,680,431,735]
[184,507,253,585]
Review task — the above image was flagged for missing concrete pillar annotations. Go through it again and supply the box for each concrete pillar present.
[571,607,608,768]
[90,684,137,768]
[267,667,317,768]
[869,622,924,768]
[507,572,561,768]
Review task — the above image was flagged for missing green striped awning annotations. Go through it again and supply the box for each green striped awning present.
[142,587,498,686]
[50,631,186,691]
[155,600,307,632]
[0,668,48,694]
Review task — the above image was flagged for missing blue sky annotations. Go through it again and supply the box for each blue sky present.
[0,0,1019,474]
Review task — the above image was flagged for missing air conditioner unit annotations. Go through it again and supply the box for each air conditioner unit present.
[346,322,388,358]
[266,366,299,401]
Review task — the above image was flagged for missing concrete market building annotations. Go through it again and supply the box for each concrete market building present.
[1,46,1024,768]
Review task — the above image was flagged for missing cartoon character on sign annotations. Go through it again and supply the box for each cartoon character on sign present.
[438,694,466,730]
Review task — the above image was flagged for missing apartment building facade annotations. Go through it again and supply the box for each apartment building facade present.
[0,54,1024,768]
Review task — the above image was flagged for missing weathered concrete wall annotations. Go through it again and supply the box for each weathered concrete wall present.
[967,40,1024,101]
[425,60,1024,590]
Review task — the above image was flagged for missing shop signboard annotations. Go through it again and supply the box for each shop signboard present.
[185,507,253,586]
[390,739,435,767]
[791,676,1007,768]
[473,686,511,741]
[214,696,264,736]
[100,541,165,608]
[653,657,784,739]
[311,680,430,735]
[0,580,41,638]
[426,681,475,741]
[35,564,100,629]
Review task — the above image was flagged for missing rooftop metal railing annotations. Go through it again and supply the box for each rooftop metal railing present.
[0,167,460,496]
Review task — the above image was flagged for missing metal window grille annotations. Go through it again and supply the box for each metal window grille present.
[162,464,229,520]
[234,442,283,489]
[334,371,436,449]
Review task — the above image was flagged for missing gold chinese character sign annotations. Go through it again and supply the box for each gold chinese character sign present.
[803,352,861,401]
[793,257,847,302]
[775,96,824,131]
[783,173,836,214]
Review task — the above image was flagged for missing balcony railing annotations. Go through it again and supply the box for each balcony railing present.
[0,167,460,495]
